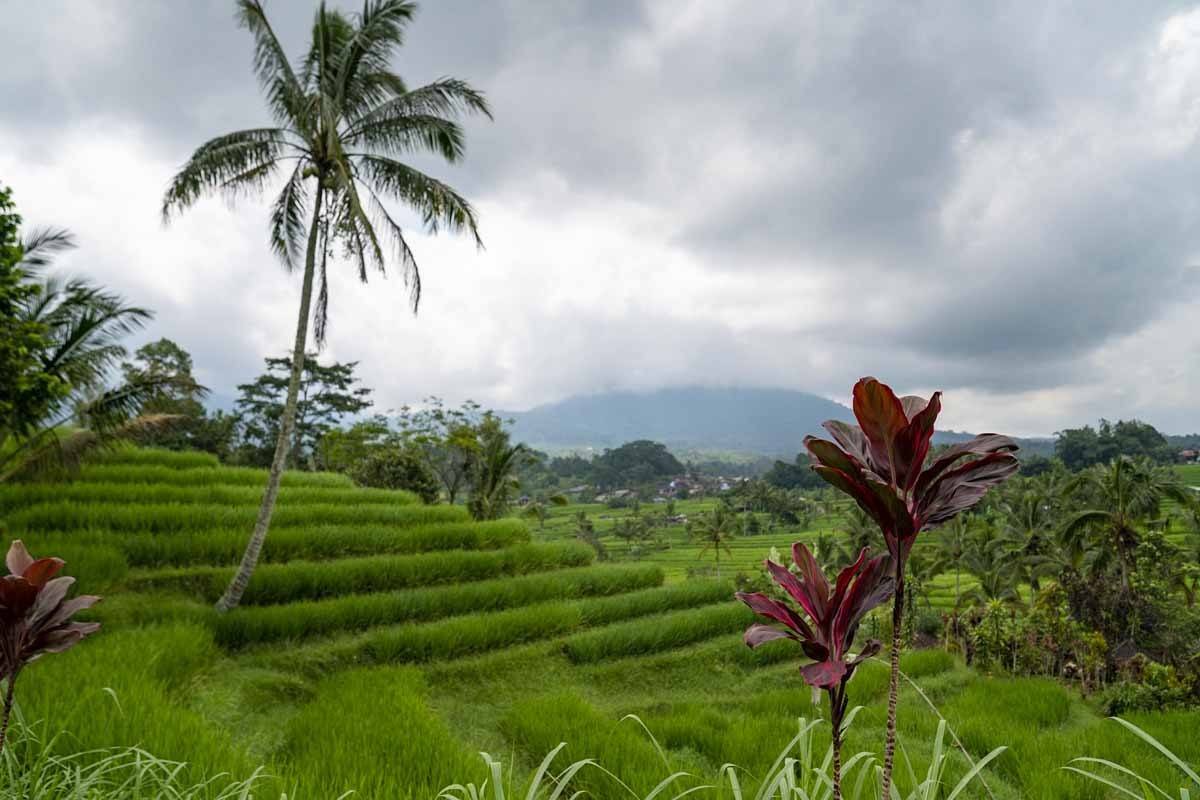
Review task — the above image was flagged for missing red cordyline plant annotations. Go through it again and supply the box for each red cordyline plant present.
[0,540,100,752]
[737,542,894,800]
[804,377,1018,797]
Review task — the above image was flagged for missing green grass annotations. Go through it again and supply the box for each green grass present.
[213,564,666,647]
[0,481,409,510]
[562,601,753,663]
[4,500,462,534]
[279,667,478,800]
[128,541,596,604]
[78,463,354,487]
[18,518,525,570]
[86,447,221,469]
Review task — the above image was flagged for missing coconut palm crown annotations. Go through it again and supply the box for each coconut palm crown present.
[162,0,491,611]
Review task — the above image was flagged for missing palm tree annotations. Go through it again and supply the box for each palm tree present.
[572,510,607,561]
[162,0,491,611]
[841,506,883,555]
[931,517,972,613]
[522,493,568,530]
[962,541,1023,609]
[694,505,737,578]
[1,230,168,482]
[1061,457,1195,593]
[467,432,526,522]
[995,483,1058,592]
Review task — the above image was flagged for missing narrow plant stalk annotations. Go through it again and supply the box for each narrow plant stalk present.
[0,675,17,754]
[215,184,325,613]
[879,562,905,799]
[829,684,845,800]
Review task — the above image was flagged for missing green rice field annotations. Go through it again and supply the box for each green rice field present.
[0,447,1196,799]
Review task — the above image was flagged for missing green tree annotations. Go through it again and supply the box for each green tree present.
[1061,456,1195,592]
[395,398,493,504]
[162,0,490,611]
[119,338,235,455]
[589,440,683,489]
[693,505,738,578]
[351,445,440,503]
[234,354,372,469]
[317,415,392,473]
[466,417,527,521]
[521,493,568,530]
[572,510,607,561]
[0,198,161,481]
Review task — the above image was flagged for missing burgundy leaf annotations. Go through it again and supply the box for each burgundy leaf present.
[790,543,829,618]
[801,659,848,689]
[21,558,65,588]
[913,433,1018,500]
[821,421,880,478]
[744,624,794,649]
[852,377,909,485]
[917,452,1020,528]
[736,591,814,640]
[893,392,941,492]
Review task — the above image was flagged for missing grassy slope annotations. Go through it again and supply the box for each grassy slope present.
[2,448,1197,800]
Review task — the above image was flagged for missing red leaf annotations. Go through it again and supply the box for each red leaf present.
[801,659,848,689]
[744,624,794,649]
[917,452,1020,528]
[764,560,823,626]
[851,377,908,485]
[736,590,815,640]
[893,392,941,492]
[790,543,829,619]
[913,433,1018,499]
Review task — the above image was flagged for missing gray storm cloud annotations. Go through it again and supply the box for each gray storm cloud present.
[1,0,1198,436]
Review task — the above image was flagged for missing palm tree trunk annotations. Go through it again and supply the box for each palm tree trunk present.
[215,185,324,613]
[879,561,905,799]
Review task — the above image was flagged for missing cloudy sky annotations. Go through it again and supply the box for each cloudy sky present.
[3,1,1200,437]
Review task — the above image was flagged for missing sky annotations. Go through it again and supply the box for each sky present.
[2,1,1200,438]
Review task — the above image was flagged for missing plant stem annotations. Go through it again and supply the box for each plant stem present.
[829,685,844,800]
[0,675,17,754]
[880,561,905,799]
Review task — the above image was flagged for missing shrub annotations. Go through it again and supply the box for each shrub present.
[129,542,595,604]
[351,448,440,504]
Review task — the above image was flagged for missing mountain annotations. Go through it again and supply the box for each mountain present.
[505,387,1058,457]
[504,387,853,455]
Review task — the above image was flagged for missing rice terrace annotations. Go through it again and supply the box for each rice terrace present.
[2,1,1200,799]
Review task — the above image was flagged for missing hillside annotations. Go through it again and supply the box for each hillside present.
[504,386,1057,457]
[505,387,853,454]
[1,447,1196,798]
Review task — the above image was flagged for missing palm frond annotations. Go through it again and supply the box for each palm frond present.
[162,128,297,219]
[236,0,309,129]
[346,78,492,138]
[357,155,481,244]
[19,228,76,268]
[269,161,311,269]
[333,0,418,117]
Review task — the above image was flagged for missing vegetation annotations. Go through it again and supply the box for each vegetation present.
[161,0,491,611]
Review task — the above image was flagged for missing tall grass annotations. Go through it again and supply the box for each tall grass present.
[129,542,597,604]
[78,463,354,487]
[0,481,409,511]
[281,667,478,800]
[12,624,254,786]
[562,601,754,663]
[215,564,663,647]
[6,500,460,533]
[85,447,220,469]
[20,518,523,570]
[267,579,747,669]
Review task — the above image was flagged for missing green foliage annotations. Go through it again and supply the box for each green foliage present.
[589,440,683,489]
[763,452,825,490]
[280,667,477,800]
[350,444,441,503]
[467,415,528,521]
[0,481,403,511]
[130,542,596,604]
[233,353,372,469]
[1056,419,1175,470]
[562,601,753,663]
[23,517,523,571]
[214,564,662,647]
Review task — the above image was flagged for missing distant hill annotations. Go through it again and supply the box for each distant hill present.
[504,387,848,455]
[505,387,1056,457]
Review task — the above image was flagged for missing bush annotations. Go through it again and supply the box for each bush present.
[352,448,440,504]
[129,542,596,604]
